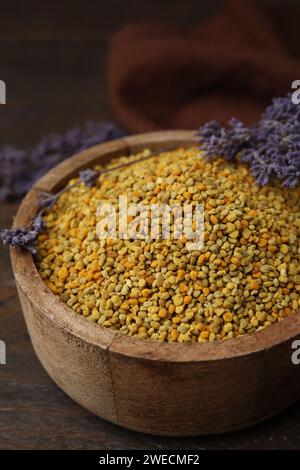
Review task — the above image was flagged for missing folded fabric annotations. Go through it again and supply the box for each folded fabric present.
[108,0,300,132]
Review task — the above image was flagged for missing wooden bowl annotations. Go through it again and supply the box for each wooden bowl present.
[10,131,300,436]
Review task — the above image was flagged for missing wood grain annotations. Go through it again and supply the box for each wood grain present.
[1,0,300,449]
[10,131,300,436]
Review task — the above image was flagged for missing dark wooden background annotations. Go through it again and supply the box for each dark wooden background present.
[1,0,300,450]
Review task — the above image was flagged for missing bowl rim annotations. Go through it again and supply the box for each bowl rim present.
[10,130,300,363]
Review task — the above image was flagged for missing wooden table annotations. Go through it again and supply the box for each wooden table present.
[1,0,300,450]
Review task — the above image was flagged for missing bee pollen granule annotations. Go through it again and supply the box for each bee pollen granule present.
[36,147,300,343]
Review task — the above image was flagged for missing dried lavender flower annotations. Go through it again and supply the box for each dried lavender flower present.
[0,122,127,201]
[196,94,300,188]
[196,118,252,161]
[0,213,45,255]
[262,93,300,124]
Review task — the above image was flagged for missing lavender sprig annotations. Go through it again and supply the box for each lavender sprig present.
[0,122,127,202]
[196,118,252,161]
[196,94,300,188]
[0,213,44,255]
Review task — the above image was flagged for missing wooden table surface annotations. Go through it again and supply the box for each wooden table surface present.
[1,0,300,450]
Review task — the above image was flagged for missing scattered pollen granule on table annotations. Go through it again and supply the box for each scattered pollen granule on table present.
[35,147,300,343]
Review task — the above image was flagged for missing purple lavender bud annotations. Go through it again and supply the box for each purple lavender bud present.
[0,229,14,246]
[196,94,300,188]
[196,118,251,161]
[0,122,127,202]
[195,120,222,140]
[0,210,45,254]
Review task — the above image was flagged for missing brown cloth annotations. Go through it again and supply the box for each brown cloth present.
[108,0,300,133]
